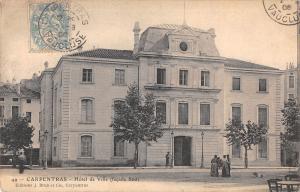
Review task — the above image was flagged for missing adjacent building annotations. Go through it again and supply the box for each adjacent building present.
[40,23,284,167]
[0,75,40,164]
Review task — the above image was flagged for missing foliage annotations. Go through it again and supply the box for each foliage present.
[281,98,300,143]
[224,119,268,168]
[0,116,34,166]
[111,83,164,168]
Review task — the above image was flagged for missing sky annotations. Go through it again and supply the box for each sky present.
[0,0,298,82]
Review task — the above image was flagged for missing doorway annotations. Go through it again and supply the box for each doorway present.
[174,136,191,166]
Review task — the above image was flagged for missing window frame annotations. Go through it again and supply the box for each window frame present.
[114,68,126,86]
[12,106,19,118]
[232,142,242,159]
[179,69,188,86]
[81,68,93,83]
[200,103,210,125]
[79,97,95,123]
[289,75,295,89]
[200,70,210,87]
[0,106,4,118]
[231,103,242,122]
[156,101,167,124]
[232,77,241,91]
[178,102,189,125]
[79,134,94,158]
[113,136,126,157]
[258,78,267,92]
[26,99,31,103]
[257,136,268,159]
[26,112,32,123]
[12,98,19,102]
[156,68,166,85]
[257,105,268,128]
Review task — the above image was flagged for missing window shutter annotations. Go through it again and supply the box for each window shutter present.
[86,100,93,121]
[81,100,87,121]
[200,104,210,125]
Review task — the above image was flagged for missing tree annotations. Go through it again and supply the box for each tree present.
[111,83,164,168]
[224,120,268,168]
[281,98,300,142]
[0,117,34,167]
[280,98,300,166]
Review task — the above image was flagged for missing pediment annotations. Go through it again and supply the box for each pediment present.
[168,25,197,37]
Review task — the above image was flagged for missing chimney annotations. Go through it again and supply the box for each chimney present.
[133,21,141,54]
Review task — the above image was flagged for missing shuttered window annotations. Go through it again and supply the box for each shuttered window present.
[115,69,125,85]
[156,102,166,124]
[114,137,125,157]
[178,103,188,125]
[200,104,210,125]
[232,106,241,122]
[157,68,166,84]
[81,135,92,157]
[232,77,240,90]
[258,137,268,159]
[81,99,93,122]
[259,79,267,92]
[258,106,268,127]
[201,71,209,87]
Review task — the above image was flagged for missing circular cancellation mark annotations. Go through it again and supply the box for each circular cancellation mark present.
[38,1,89,52]
[263,0,300,25]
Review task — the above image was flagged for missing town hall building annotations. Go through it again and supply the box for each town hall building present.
[40,23,284,167]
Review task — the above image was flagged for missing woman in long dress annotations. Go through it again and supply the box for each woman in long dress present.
[210,155,219,177]
[222,155,230,177]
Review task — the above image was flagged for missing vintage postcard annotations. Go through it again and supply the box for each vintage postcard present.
[0,0,299,191]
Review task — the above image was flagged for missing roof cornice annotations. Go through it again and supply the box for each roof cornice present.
[225,67,284,75]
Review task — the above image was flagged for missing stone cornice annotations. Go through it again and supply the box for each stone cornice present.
[144,84,221,93]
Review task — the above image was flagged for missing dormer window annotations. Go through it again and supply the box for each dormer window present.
[179,42,188,51]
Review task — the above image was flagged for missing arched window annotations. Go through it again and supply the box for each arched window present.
[81,135,92,157]
[81,98,94,122]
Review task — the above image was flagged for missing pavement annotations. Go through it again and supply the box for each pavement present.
[0,167,298,192]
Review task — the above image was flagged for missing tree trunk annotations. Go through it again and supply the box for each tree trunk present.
[12,150,17,168]
[244,146,248,169]
[134,143,139,169]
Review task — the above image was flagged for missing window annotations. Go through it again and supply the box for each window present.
[201,71,209,87]
[0,98,4,101]
[259,79,267,92]
[115,69,125,85]
[12,106,19,118]
[114,136,125,157]
[26,99,31,103]
[26,112,32,123]
[288,94,294,99]
[289,76,295,88]
[157,68,166,85]
[232,106,241,122]
[81,99,94,122]
[258,106,268,127]
[82,69,93,83]
[114,100,125,117]
[200,104,210,125]
[156,102,166,124]
[0,106,4,118]
[179,70,188,86]
[53,137,57,157]
[232,77,240,91]
[258,137,267,159]
[178,103,188,125]
[12,98,19,102]
[81,135,92,157]
[232,142,241,158]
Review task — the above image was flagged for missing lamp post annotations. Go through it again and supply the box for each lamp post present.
[171,130,174,168]
[200,130,204,168]
[43,130,48,169]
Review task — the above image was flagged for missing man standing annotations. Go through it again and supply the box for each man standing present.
[18,152,26,174]
[165,152,171,167]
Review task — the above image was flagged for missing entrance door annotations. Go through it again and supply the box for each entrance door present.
[174,136,191,166]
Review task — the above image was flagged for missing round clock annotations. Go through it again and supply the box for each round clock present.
[179,42,188,51]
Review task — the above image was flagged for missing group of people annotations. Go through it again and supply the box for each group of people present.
[210,155,231,177]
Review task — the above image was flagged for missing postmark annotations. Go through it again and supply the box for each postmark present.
[263,0,300,25]
[32,1,89,52]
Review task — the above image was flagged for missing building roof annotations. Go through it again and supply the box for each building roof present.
[224,58,279,70]
[0,85,18,97]
[69,49,135,60]
[0,84,40,98]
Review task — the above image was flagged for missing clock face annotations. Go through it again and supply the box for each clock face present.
[179,42,188,51]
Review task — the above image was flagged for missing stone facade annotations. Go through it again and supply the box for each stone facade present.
[40,23,284,167]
